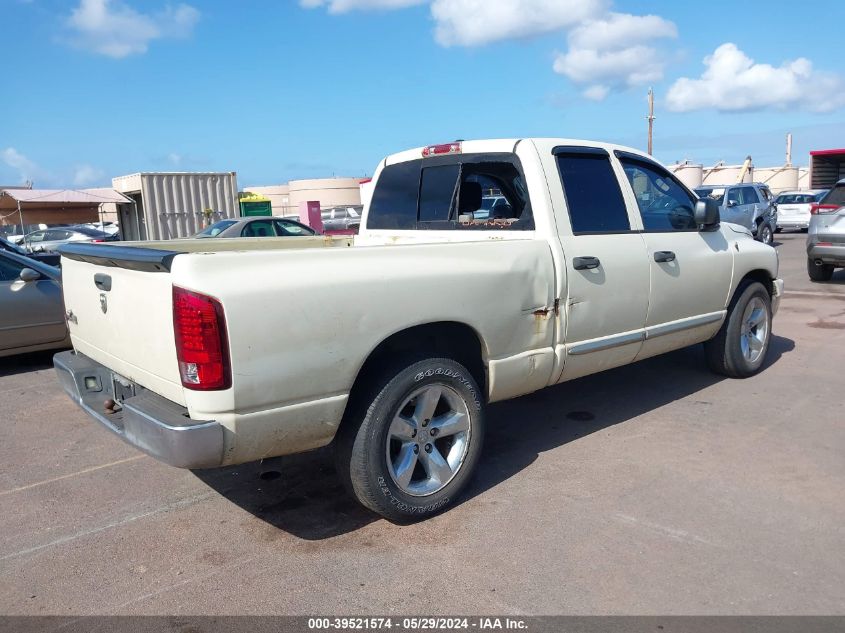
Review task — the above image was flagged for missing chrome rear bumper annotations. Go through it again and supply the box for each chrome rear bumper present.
[53,350,224,469]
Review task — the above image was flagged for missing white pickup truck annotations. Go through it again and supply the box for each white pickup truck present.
[54,139,783,521]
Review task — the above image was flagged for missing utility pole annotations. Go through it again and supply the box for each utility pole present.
[647,87,655,155]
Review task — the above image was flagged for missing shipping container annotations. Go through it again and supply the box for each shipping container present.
[809,149,845,189]
[112,172,239,241]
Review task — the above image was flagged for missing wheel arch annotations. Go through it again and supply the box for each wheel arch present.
[339,321,488,431]
[732,268,776,304]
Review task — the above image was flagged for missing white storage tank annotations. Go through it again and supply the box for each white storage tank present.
[671,163,704,189]
[113,172,239,241]
[702,164,753,186]
[755,166,799,193]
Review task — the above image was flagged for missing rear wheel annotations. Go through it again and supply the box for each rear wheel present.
[335,357,484,522]
[757,222,774,245]
[705,281,772,378]
[808,257,834,282]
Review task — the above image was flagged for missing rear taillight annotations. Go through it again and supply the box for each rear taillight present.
[173,286,231,390]
[811,204,839,215]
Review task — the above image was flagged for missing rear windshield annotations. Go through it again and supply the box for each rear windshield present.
[367,154,534,231]
[821,185,845,207]
[194,220,237,237]
[775,193,816,204]
[71,226,111,238]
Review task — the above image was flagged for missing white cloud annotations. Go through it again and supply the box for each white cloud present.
[67,0,199,58]
[300,0,425,13]
[72,165,106,186]
[296,0,683,102]
[2,148,40,183]
[431,0,607,47]
[666,43,845,113]
[553,13,677,100]
[583,85,610,101]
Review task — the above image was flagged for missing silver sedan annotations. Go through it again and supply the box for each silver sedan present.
[192,217,319,238]
[0,251,70,357]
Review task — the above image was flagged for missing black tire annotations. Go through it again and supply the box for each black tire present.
[335,357,484,522]
[775,227,782,233]
[807,257,834,282]
[757,222,774,245]
[705,281,772,378]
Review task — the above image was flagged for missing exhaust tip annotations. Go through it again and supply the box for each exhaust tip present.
[815,259,825,266]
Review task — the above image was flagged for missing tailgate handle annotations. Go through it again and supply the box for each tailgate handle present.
[94,273,112,292]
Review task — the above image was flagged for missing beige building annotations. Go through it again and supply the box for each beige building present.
[245,177,364,216]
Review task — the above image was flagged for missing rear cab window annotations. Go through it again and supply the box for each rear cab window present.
[554,147,629,234]
[367,153,534,231]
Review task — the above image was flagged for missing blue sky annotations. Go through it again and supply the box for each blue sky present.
[2,0,843,189]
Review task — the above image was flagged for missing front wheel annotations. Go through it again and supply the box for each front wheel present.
[335,357,485,522]
[705,281,772,378]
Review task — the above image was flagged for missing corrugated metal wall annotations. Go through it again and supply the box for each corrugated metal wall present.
[139,173,239,240]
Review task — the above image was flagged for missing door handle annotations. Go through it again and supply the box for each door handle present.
[573,256,601,270]
[653,251,676,263]
[94,273,112,291]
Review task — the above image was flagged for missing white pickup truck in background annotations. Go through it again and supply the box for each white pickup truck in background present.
[54,138,783,521]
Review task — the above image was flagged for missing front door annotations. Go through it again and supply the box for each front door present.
[616,154,733,359]
[549,147,651,382]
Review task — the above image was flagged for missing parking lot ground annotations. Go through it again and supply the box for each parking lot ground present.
[1,231,844,615]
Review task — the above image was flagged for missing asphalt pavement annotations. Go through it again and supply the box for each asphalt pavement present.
[1,231,844,615]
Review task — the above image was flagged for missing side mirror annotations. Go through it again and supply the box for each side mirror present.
[19,268,41,282]
[694,199,720,230]
[727,200,738,208]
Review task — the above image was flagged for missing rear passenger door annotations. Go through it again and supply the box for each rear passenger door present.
[616,153,733,359]
[551,147,651,382]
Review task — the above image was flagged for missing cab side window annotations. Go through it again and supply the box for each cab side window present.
[619,158,697,231]
[555,149,629,234]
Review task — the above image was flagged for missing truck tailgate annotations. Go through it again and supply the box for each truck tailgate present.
[59,244,186,406]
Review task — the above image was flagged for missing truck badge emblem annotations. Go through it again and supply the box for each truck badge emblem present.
[99,293,108,314]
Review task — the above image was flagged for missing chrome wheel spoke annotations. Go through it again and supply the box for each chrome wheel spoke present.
[392,443,418,488]
[389,415,416,441]
[419,445,453,485]
[413,386,442,425]
[748,307,766,328]
[430,411,469,438]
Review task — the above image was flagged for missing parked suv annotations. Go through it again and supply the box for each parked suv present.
[807,179,845,281]
[694,183,777,245]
